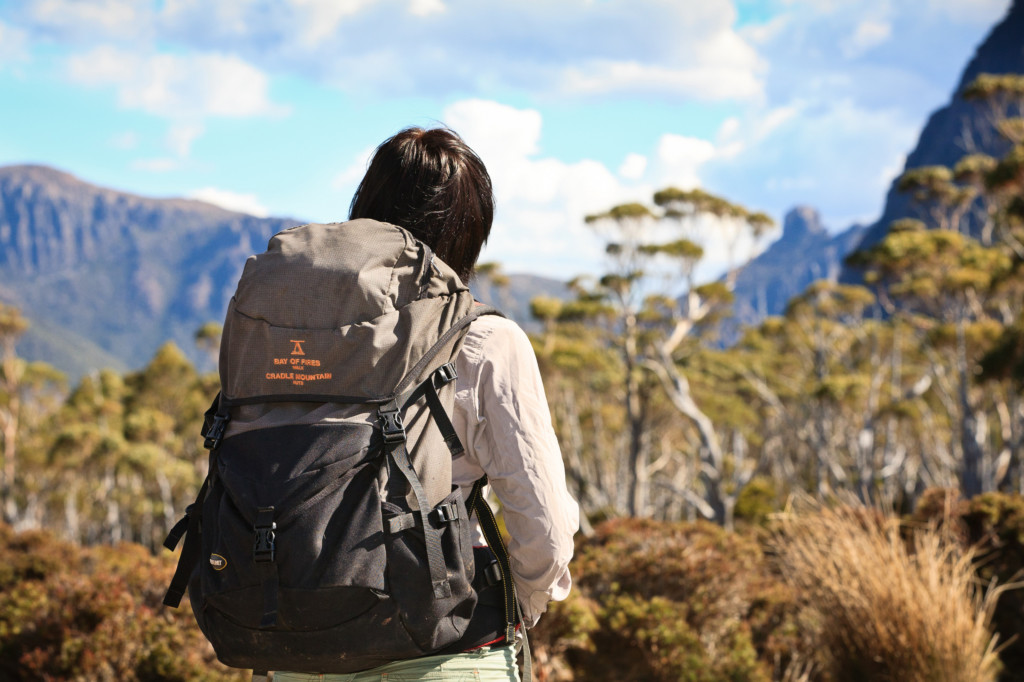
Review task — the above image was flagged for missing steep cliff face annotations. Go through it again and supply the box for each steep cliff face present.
[729,207,866,329]
[0,165,299,378]
[729,0,1024,325]
[849,0,1024,255]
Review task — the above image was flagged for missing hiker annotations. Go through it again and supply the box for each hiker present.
[242,127,577,680]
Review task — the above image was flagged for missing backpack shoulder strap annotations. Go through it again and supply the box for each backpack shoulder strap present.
[467,477,532,681]
[392,304,505,398]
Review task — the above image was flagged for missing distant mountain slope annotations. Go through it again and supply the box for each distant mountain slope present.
[0,165,299,378]
[729,207,866,328]
[470,274,569,334]
[0,165,568,380]
[847,0,1024,257]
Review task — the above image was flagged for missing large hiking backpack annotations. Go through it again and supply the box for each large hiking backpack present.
[162,219,524,676]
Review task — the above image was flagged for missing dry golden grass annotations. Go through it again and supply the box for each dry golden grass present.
[772,501,1007,682]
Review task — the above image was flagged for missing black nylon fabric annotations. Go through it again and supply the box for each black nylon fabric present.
[188,423,478,673]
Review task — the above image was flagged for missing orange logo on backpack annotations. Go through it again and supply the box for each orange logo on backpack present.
[290,340,306,356]
[210,553,227,571]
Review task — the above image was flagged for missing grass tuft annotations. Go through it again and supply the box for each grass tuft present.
[773,500,1007,682]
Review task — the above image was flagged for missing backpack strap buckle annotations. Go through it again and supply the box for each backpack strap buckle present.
[434,362,458,386]
[203,412,230,450]
[431,502,459,524]
[253,507,276,563]
[483,559,503,587]
[379,406,406,444]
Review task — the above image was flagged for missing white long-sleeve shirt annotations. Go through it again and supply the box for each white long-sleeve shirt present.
[451,313,579,627]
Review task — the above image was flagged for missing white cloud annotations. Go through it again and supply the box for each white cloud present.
[167,122,204,158]
[160,0,257,37]
[24,0,153,41]
[331,146,375,191]
[443,100,544,200]
[560,59,763,100]
[66,47,289,119]
[703,96,918,232]
[438,100,634,276]
[740,14,791,45]
[434,99,767,279]
[63,0,763,102]
[618,153,648,180]
[287,0,378,44]
[926,0,1010,23]
[188,187,269,217]
[840,19,892,58]
[655,135,716,190]
[409,0,446,16]
[717,117,741,141]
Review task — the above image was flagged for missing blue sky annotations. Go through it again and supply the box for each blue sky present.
[0,0,1011,279]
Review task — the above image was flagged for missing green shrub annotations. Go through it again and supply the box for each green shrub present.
[530,518,802,681]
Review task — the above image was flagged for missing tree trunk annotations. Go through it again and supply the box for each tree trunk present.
[644,353,727,525]
[957,318,985,497]
[1,389,19,525]
[623,313,649,517]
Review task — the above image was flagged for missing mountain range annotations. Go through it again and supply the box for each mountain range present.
[1,0,1021,380]
[0,165,565,379]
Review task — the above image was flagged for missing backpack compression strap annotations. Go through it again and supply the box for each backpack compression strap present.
[163,394,225,608]
[377,304,508,600]
[466,477,532,682]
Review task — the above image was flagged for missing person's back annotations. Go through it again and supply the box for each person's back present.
[312,127,576,680]
[173,126,578,682]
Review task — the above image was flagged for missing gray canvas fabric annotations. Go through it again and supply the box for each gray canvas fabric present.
[220,219,475,404]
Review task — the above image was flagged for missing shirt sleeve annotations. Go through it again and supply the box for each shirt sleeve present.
[452,315,580,627]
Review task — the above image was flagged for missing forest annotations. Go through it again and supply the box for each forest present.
[0,73,1023,681]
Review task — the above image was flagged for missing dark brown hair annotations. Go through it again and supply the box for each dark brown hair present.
[349,127,494,282]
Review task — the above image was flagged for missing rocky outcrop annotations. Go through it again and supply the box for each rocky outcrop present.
[729,207,866,329]
[848,0,1024,256]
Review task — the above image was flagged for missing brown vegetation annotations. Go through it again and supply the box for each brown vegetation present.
[0,523,243,681]
[531,491,1023,682]
[1,492,1021,681]
[773,500,1006,682]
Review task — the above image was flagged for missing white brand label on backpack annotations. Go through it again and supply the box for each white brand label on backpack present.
[210,553,227,571]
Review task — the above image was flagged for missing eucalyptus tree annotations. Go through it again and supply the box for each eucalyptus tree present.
[568,189,773,525]
[0,305,65,528]
[843,72,1024,498]
[850,221,1012,496]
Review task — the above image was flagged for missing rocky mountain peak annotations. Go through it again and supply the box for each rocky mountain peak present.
[778,206,827,246]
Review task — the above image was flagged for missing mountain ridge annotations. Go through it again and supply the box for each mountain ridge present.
[850,0,1024,255]
[0,165,565,379]
[729,0,1024,323]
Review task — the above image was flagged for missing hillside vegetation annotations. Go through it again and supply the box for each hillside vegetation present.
[1,492,1021,681]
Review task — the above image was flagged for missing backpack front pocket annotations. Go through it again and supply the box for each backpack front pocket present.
[382,486,477,652]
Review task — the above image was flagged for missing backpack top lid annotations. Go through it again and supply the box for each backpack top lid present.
[218,219,476,405]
